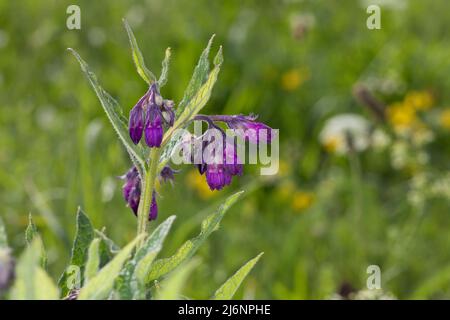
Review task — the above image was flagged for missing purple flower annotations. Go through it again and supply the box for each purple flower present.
[121,166,159,221]
[227,115,274,144]
[204,141,243,191]
[128,95,146,144]
[121,167,141,215]
[159,165,178,184]
[145,108,163,147]
[128,83,175,148]
[206,164,231,190]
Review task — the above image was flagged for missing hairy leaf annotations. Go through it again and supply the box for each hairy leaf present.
[58,207,94,297]
[212,252,263,300]
[145,191,243,284]
[123,19,157,84]
[25,214,47,269]
[78,234,143,300]
[25,214,38,245]
[161,44,223,148]
[155,259,199,300]
[158,47,171,87]
[115,215,176,299]
[84,238,101,284]
[10,238,59,300]
[176,35,215,116]
[68,48,147,172]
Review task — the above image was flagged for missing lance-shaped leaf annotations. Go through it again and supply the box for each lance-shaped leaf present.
[123,19,157,84]
[155,259,199,300]
[161,45,223,147]
[78,234,144,300]
[10,238,59,300]
[212,252,263,300]
[95,229,121,266]
[115,215,176,299]
[58,207,94,297]
[145,191,243,284]
[158,47,171,87]
[84,238,101,284]
[68,48,147,172]
[25,214,47,269]
[25,214,38,245]
[176,35,215,117]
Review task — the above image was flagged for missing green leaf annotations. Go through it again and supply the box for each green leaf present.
[176,35,215,117]
[0,216,8,248]
[212,252,263,300]
[10,238,59,300]
[68,48,147,172]
[84,238,101,284]
[145,191,243,284]
[167,45,223,137]
[95,229,121,266]
[158,47,171,87]
[178,45,222,121]
[58,207,94,297]
[123,19,157,84]
[25,214,47,269]
[78,234,144,300]
[155,259,199,300]
[115,215,176,299]
[25,213,38,245]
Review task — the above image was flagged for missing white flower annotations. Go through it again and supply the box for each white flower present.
[319,114,371,155]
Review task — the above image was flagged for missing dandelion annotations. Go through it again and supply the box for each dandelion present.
[386,102,418,132]
[404,90,434,111]
[319,114,371,155]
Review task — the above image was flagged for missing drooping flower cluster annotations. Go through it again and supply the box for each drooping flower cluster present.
[123,83,275,220]
[120,166,158,221]
[129,83,175,147]
[190,114,274,190]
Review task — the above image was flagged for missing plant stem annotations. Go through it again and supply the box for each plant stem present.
[137,147,160,247]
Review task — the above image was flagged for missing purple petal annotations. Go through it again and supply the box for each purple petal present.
[129,105,144,144]
[144,110,164,147]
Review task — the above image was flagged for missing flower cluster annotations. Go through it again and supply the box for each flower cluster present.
[120,166,158,221]
[190,114,274,190]
[124,83,274,220]
[128,83,174,147]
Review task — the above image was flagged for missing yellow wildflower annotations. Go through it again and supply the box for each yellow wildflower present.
[439,109,450,130]
[291,190,314,212]
[386,102,418,131]
[281,68,309,91]
[185,169,217,199]
[404,90,434,111]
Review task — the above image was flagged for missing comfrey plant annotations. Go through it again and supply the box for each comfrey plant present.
[0,20,274,300]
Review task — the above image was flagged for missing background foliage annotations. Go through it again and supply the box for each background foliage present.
[1,0,450,299]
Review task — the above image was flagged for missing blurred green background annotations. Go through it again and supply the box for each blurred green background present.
[1,0,450,299]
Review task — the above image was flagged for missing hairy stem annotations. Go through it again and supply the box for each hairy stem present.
[137,148,160,247]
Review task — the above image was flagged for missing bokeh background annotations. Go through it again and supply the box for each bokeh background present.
[1,0,450,299]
